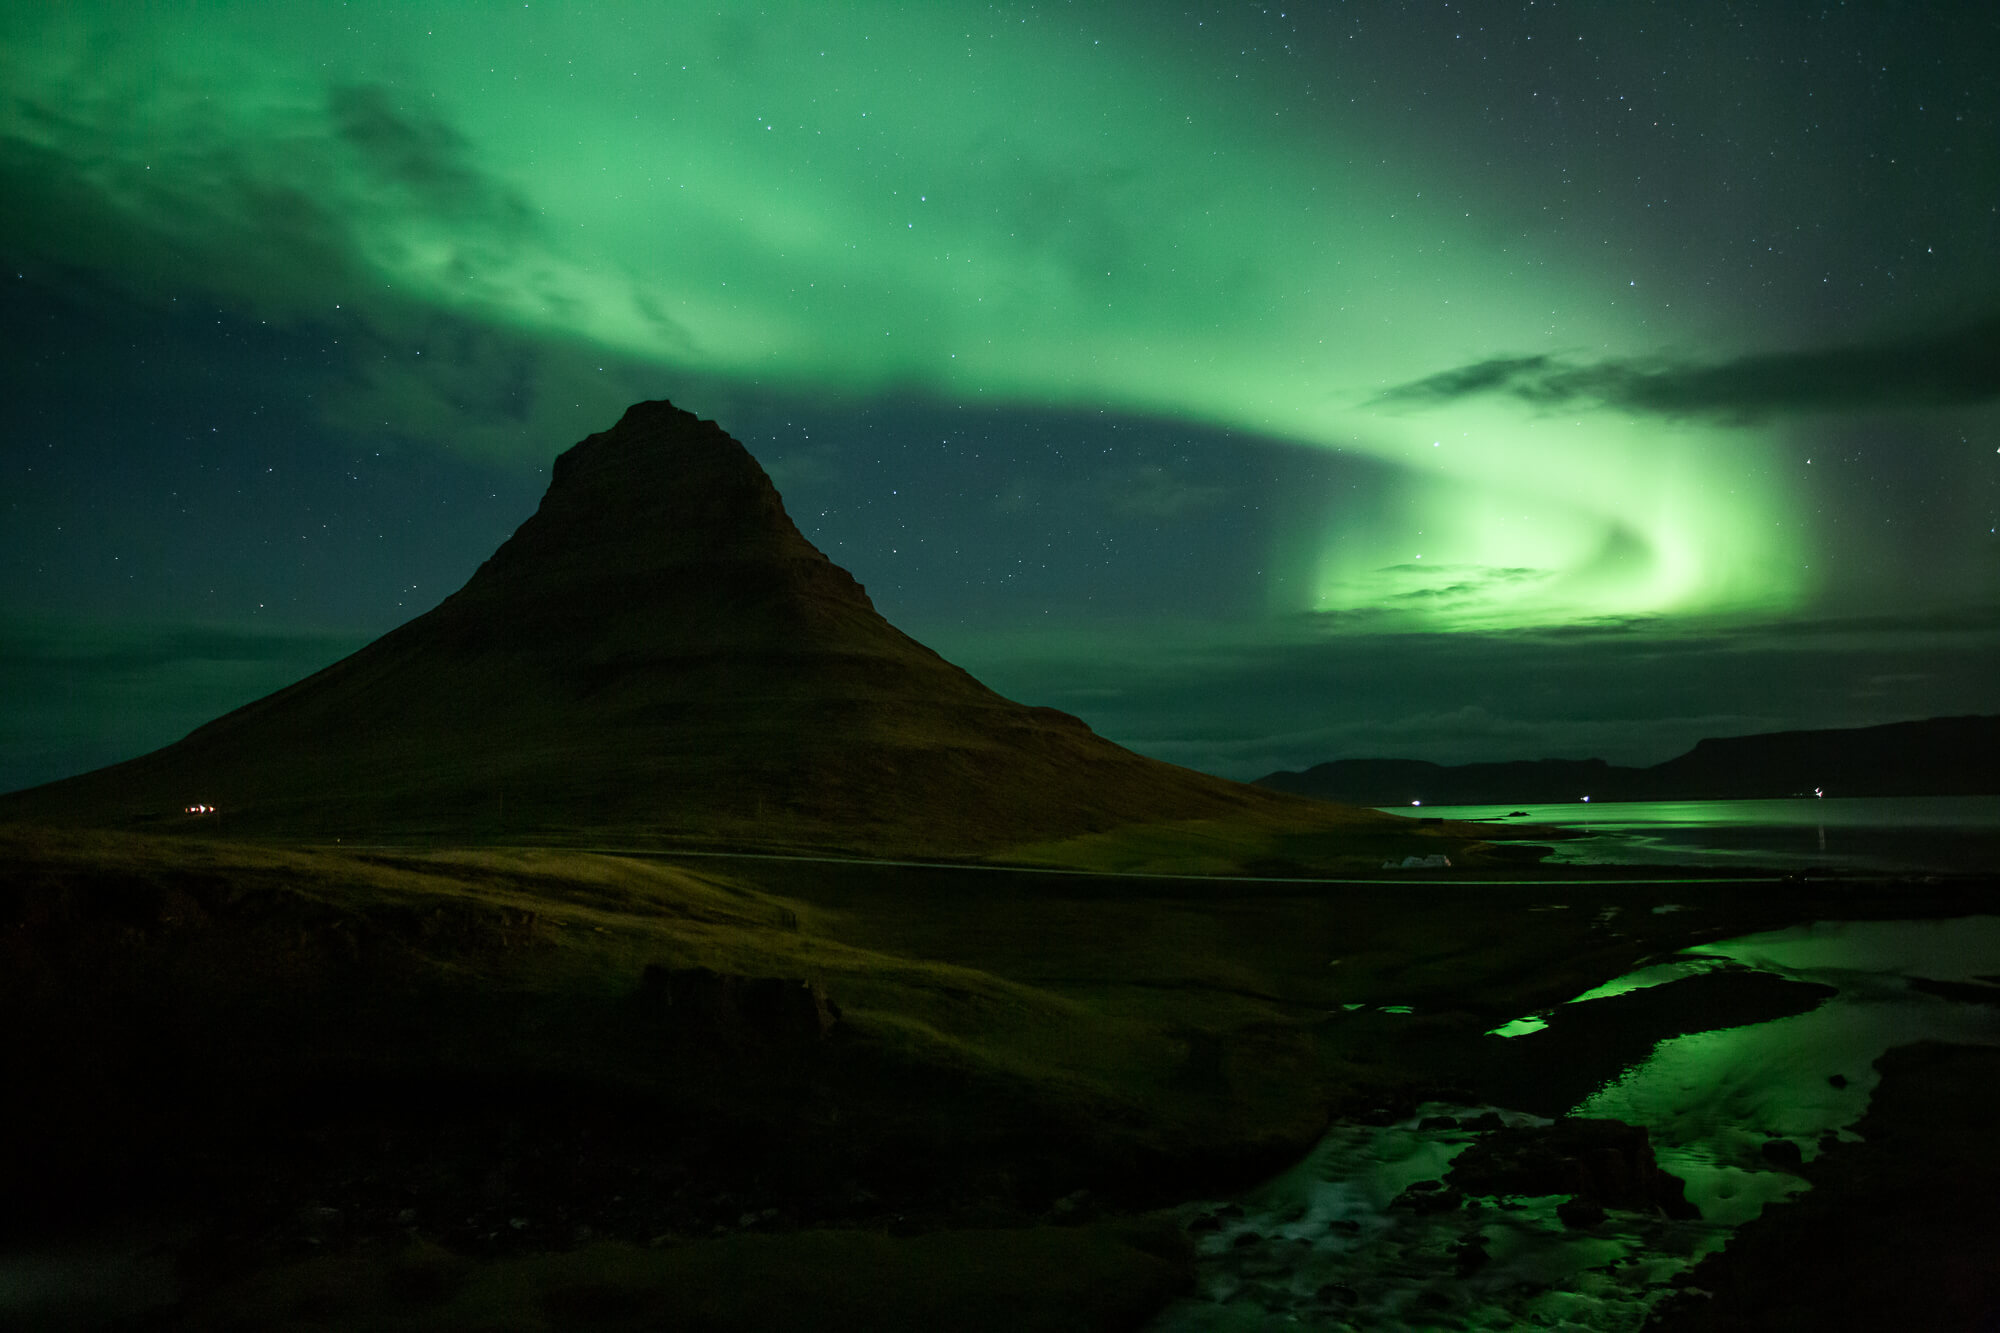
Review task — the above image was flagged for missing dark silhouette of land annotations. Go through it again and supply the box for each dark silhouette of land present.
[0,400,1415,869]
[2,401,1994,1330]
[1258,714,2000,806]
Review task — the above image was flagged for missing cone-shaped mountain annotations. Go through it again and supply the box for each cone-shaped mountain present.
[3,401,1316,851]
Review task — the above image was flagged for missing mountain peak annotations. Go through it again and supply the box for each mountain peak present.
[443,398,874,644]
[515,397,836,572]
[550,399,746,495]
[0,400,1309,851]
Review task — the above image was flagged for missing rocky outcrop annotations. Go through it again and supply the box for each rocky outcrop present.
[1648,1043,2000,1331]
[637,964,841,1052]
[1445,1117,1698,1223]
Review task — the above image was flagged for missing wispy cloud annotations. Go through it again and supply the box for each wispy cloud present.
[327,83,535,227]
[1106,463,1230,518]
[0,64,677,462]
[1306,563,1558,624]
[1372,316,2000,420]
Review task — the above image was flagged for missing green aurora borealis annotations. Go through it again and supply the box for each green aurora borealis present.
[3,1,1997,786]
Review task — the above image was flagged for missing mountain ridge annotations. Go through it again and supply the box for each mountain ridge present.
[1256,715,2000,806]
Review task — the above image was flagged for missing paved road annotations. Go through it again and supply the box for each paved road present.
[593,844,1798,888]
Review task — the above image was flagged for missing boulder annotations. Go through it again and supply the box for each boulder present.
[638,965,842,1050]
[1446,1116,1699,1220]
[1390,1181,1463,1214]
[1760,1137,1805,1170]
[1556,1197,1606,1229]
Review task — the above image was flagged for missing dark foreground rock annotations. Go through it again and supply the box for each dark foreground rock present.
[637,964,843,1050]
[1646,1042,2000,1331]
[158,1221,1192,1333]
[1447,1117,1699,1221]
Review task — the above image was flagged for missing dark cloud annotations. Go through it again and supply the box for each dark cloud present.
[0,68,707,466]
[0,620,362,673]
[1703,604,2000,642]
[18,604,1990,795]
[1106,463,1230,518]
[1508,615,1670,640]
[1373,316,2000,420]
[0,619,367,794]
[1374,356,1554,405]
[2,80,547,315]
[954,609,2000,779]
[328,84,532,227]
[1301,564,1559,621]
[0,98,361,306]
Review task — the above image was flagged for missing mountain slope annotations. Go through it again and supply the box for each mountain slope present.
[3,400,1377,853]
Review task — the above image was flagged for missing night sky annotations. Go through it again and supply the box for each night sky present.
[4,2,1997,795]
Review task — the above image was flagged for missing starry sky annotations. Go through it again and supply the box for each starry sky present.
[4,1,1997,795]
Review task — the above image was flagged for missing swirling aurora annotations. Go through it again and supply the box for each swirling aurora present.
[2,1,1994,784]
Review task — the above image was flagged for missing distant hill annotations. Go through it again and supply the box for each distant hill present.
[1257,715,2000,806]
[0,400,1386,855]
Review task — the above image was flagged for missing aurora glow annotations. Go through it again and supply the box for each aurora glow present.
[3,2,1996,788]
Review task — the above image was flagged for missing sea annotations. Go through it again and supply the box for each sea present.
[1377,794,2000,875]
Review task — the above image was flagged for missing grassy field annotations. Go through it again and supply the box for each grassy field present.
[164,1223,1194,1333]
[5,822,1989,1329]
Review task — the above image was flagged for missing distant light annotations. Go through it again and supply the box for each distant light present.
[1411,799,1422,807]
[1581,796,1591,802]
[184,803,216,815]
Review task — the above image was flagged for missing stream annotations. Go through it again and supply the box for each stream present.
[1148,915,2000,1331]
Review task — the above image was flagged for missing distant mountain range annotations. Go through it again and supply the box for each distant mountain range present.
[1257,716,2000,806]
[0,400,1367,854]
